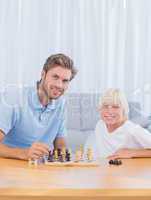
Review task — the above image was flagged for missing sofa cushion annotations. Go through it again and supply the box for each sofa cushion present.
[79,93,100,130]
[66,93,147,131]
[66,93,81,130]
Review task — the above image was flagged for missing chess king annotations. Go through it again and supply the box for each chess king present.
[0,53,77,160]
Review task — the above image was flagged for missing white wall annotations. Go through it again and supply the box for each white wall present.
[0,0,151,114]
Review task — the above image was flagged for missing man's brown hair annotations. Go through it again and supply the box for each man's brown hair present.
[43,53,77,80]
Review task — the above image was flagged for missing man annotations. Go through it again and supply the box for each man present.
[0,53,77,160]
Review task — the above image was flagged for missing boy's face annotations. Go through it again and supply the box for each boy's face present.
[100,103,124,125]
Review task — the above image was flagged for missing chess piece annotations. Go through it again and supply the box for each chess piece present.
[87,148,93,161]
[54,149,58,161]
[117,160,122,165]
[109,159,122,165]
[57,148,62,156]
[114,159,122,165]
[61,148,66,162]
[109,160,114,165]
[28,159,38,166]
[66,149,71,162]
[75,150,81,162]
[48,150,53,162]
[79,145,84,161]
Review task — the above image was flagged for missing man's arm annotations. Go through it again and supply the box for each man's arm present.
[0,130,49,160]
[0,131,4,142]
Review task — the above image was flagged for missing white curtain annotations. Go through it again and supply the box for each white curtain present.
[0,0,151,114]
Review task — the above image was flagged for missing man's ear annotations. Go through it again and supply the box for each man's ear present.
[41,70,46,81]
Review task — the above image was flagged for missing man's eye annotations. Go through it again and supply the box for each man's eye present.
[63,80,69,83]
[53,75,58,79]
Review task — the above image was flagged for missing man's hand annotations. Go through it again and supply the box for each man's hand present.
[53,137,66,150]
[23,142,49,160]
[108,148,137,160]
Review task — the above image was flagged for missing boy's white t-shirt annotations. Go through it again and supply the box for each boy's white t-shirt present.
[85,120,151,158]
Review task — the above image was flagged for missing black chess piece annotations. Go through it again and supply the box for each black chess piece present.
[65,149,71,162]
[114,159,122,165]
[48,150,53,162]
[113,159,119,165]
[116,160,122,165]
[109,159,114,165]
[57,148,62,162]
[109,159,122,165]
[59,154,64,162]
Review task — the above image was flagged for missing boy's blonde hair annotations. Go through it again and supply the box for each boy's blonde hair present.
[99,88,129,117]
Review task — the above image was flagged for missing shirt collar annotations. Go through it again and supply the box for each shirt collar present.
[30,82,56,110]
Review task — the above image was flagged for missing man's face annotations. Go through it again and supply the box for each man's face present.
[100,103,124,126]
[41,66,72,100]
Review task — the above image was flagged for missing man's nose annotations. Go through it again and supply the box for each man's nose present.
[55,80,63,88]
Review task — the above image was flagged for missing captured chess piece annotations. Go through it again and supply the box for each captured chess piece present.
[109,159,114,165]
[109,159,122,165]
[28,158,38,166]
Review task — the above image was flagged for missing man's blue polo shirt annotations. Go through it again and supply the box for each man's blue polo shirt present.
[0,85,66,148]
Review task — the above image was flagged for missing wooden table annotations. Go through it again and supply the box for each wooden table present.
[1,158,151,200]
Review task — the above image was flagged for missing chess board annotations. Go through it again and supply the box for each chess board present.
[28,147,100,167]
[43,147,100,167]
[44,160,100,167]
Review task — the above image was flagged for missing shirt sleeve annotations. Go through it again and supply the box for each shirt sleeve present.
[130,124,151,148]
[0,94,18,135]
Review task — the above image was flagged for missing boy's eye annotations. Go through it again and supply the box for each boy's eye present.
[101,105,109,109]
[104,105,109,108]
[102,105,120,109]
[112,105,120,109]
